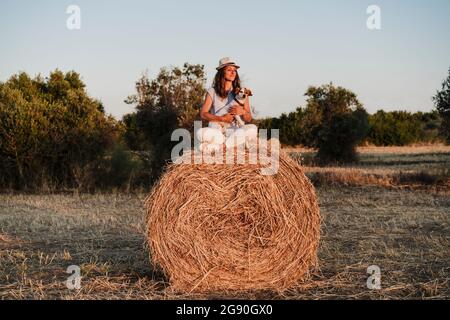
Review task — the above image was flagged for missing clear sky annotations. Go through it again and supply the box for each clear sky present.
[1,0,449,119]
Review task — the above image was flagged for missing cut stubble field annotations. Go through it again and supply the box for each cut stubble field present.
[0,145,449,299]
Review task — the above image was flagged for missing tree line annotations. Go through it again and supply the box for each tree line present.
[259,105,443,148]
[0,65,449,191]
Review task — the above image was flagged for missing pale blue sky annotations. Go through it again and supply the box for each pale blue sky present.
[1,0,449,119]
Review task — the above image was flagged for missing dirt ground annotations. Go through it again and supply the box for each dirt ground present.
[0,146,449,299]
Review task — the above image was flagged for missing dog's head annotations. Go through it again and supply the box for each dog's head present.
[235,87,253,102]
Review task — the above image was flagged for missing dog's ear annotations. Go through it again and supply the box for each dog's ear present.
[245,89,253,96]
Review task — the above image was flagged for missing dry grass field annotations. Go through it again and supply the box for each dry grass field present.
[0,145,449,299]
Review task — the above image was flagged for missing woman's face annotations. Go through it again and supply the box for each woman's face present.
[223,66,237,81]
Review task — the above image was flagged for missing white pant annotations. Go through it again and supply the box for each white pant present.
[196,122,258,153]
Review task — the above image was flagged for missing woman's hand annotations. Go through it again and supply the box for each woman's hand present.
[220,113,235,123]
[228,105,245,116]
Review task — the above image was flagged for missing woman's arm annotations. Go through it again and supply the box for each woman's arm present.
[242,95,252,123]
[200,92,230,122]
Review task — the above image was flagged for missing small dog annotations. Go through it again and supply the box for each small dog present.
[198,87,254,155]
[207,87,252,133]
[232,87,253,128]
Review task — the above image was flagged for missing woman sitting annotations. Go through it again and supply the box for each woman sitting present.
[196,57,258,153]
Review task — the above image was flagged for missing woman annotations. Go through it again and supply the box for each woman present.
[196,57,258,153]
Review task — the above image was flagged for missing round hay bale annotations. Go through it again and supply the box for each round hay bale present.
[145,145,321,292]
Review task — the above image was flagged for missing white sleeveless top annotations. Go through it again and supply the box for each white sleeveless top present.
[206,87,236,117]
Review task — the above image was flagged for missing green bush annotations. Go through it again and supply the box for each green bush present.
[367,110,422,146]
[95,144,145,191]
[433,67,450,144]
[303,83,369,164]
[316,107,369,164]
[123,63,206,183]
[258,107,320,147]
[0,70,122,190]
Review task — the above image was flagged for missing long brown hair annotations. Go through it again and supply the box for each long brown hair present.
[212,67,241,99]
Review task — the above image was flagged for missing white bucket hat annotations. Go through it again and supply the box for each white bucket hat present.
[216,57,240,70]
